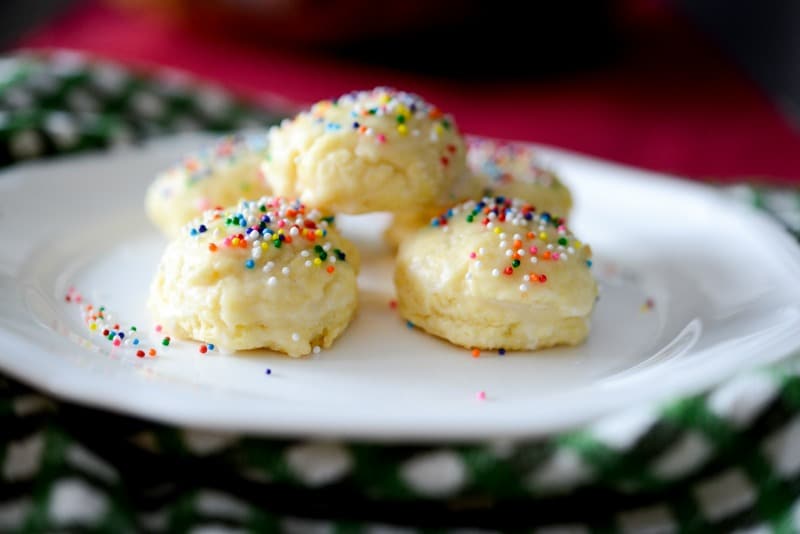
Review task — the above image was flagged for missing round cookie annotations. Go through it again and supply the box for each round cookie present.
[386,138,573,248]
[148,196,359,356]
[467,137,572,217]
[262,87,468,214]
[145,133,272,238]
[395,196,597,351]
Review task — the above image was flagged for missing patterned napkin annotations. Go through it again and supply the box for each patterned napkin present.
[1,50,799,533]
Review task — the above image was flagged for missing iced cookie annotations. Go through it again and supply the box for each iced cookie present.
[467,137,572,217]
[395,196,597,351]
[262,87,467,214]
[148,196,359,356]
[386,138,572,248]
[145,133,272,238]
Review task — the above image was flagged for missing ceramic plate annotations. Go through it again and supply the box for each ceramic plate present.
[1,134,799,441]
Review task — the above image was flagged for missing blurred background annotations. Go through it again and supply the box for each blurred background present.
[1,0,798,182]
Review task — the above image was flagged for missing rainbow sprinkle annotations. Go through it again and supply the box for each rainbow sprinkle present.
[155,133,269,200]
[185,196,350,278]
[430,196,591,293]
[64,287,164,358]
[467,138,562,189]
[65,288,218,357]
[278,87,460,166]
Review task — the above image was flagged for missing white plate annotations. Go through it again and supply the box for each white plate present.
[1,134,800,441]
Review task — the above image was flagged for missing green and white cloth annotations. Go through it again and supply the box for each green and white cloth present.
[1,50,800,533]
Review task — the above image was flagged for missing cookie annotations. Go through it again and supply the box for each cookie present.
[394,196,597,351]
[467,137,572,217]
[148,196,359,356]
[386,138,572,248]
[145,133,272,237]
[262,87,467,213]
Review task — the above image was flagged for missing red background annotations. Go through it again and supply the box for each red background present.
[18,1,800,184]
